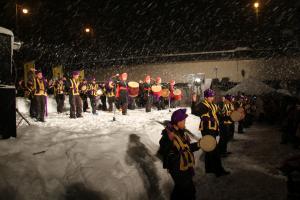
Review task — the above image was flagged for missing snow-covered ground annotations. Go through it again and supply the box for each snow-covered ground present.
[1,96,299,200]
[1,97,202,200]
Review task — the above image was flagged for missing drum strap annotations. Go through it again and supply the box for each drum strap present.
[173,134,195,171]
[89,84,98,96]
[70,79,80,95]
[223,104,233,124]
[200,100,219,131]
[34,78,47,96]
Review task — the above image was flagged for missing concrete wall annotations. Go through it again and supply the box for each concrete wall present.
[95,56,300,83]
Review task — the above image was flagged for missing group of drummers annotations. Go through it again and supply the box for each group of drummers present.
[159,89,256,199]
[25,69,183,122]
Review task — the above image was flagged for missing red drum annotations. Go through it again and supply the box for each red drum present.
[128,81,139,97]
[173,89,182,101]
[151,85,162,97]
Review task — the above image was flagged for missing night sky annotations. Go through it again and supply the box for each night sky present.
[1,0,300,67]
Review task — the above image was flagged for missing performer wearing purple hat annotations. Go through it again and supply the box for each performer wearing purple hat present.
[88,77,100,115]
[32,70,48,122]
[106,79,115,112]
[219,94,234,156]
[27,69,37,118]
[191,88,230,177]
[236,95,245,133]
[53,77,65,113]
[67,71,83,118]
[158,109,201,200]
[80,79,89,112]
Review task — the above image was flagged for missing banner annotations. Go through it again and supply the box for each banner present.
[52,65,64,80]
[79,70,85,81]
[24,61,35,87]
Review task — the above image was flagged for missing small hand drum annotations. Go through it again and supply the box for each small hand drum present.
[199,135,217,152]
[230,110,242,122]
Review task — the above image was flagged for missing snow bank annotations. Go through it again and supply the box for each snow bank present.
[1,97,203,200]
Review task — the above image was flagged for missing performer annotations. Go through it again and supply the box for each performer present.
[153,76,163,110]
[99,83,108,111]
[137,80,145,108]
[68,71,83,118]
[169,80,181,108]
[244,96,254,128]
[191,89,230,177]
[88,77,100,115]
[158,109,201,200]
[229,95,236,140]
[237,95,245,133]
[33,70,48,122]
[143,75,153,112]
[106,79,115,112]
[53,77,65,113]
[160,82,170,110]
[219,95,234,156]
[27,68,37,118]
[116,73,129,115]
[80,79,89,112]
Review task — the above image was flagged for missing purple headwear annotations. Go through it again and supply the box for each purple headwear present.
[225,94,232,101]
[89,77,96,82]
[204,89,215,98]
[35,70,42,75]
[105,79,114,91]
[72,71,80,76]
[171,109,188,125]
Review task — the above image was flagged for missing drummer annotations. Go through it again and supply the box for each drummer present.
[127,80,139,110]
[136,80,144,108]
[106,79,115,112]
[142,75,153,112]
[153,76,163,110]
[99,83,107,111]
[191,89,230,177]
[230,95,236,139]
[237,95,246,134]
[67,71,83,119]
[158,109,201,199]
[80,79,89,112]
[219,94,234,156]
[169,80,181,108]
[116,73,129,115]
[88,77,100,115]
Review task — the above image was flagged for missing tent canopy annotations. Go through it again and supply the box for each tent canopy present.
[225,78,275,95]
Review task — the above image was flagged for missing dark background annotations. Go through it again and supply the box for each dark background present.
[1,0,300,70]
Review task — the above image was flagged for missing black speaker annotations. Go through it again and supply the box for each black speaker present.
[0,86,16,139]
[0,32,14,85]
